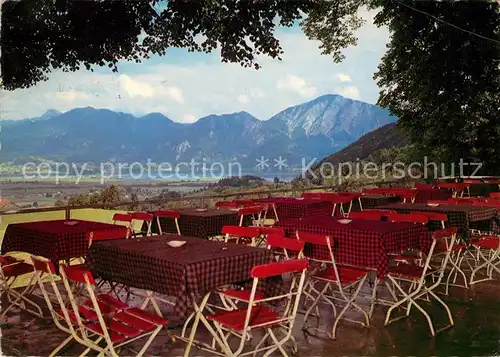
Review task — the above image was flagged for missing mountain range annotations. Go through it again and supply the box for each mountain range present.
[1,94,396,168]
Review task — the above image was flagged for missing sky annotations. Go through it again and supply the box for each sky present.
[0,9,389,123]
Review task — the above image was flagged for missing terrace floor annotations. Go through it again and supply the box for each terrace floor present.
[2,279,500,357]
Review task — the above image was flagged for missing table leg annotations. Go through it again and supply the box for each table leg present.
[183,293,231,357]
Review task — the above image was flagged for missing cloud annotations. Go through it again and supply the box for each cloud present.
[164,86,184,104]
[182,113,197,123]
[118,75,154,98]
[276,74,317,98]
[55,90,89,101]
[249,88,265,99]
[336,86,361,100]
[237,94,250,104]
[334,73,352,83]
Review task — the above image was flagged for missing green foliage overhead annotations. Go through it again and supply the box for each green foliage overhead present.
[1,0,316,90]
[372,0,500,174]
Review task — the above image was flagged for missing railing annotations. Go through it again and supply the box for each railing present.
[0,177,420,220]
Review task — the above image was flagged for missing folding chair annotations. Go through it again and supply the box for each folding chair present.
[489,192,500,200]
[261,203,279,226]
[415,183,435,190]
[215,236,305,312]
[130,212,154,237]
[301,192,325,199]
[338,192,363,211]
[155,209,181,235]
[57,264,169,357]
[400,190,417,203]
[469,232,500,285]
[387,213,429,265]
[348,211,382,221]
[0,254,42,320]
[215,201,239,209]
[255,227,285,247]
[237,206,264,227]
[112,213,133,239]
[266,234,305,262]
[31,255,125,357]
[411,211,447,229]
[222,226,261,246]
[204,259,308,357]
[297,231,370,339]
[384,228,457,336]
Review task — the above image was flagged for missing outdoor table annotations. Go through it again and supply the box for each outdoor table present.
[276,216,430,279]
[253,197,333,220]
[86,234,273,319]
[149,208,245,239]
[1,219,127,265]
[377,203,498,236]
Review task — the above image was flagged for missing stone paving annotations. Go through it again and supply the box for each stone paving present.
[2,280,500,356]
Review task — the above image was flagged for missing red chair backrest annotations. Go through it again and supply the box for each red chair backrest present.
[338,192,362,198]
[237,205,265,216]
[259,227,285,236]
[296,231,331,246]
[489,192,500,200]
[432,227,458,240]
[362,188,386,195]
[222,225,261,237]
[31,256,56,274]
[155,209,181,219]
[388,213,429,224]
[435,182,469,191]
[415,183,434,190]
[410,211,448,222]
[130,212,154,221]
[60,264,95,285]
[112,213,132,222]
[301,192,324,199]
[232,200,255,207]
[267,234,305,253]
[349,211,382,221]
[215,201,239,208]
[251,259,308,278]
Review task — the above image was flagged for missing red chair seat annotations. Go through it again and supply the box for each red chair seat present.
[311,266,367,284]
[2,262,34,277]
[472,238,500,249]
[86,319,140,343]
[219,289,265,301]
[125,307,169,326]
[436,242,466,252]
[0,256,22,266]
[207,306,281,332]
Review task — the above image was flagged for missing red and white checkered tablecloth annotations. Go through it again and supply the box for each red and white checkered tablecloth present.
[359,195,401,209]
[276,216,430,278]
[86,235,273,317]
[253,197,333,220]
[1,219,127,265]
